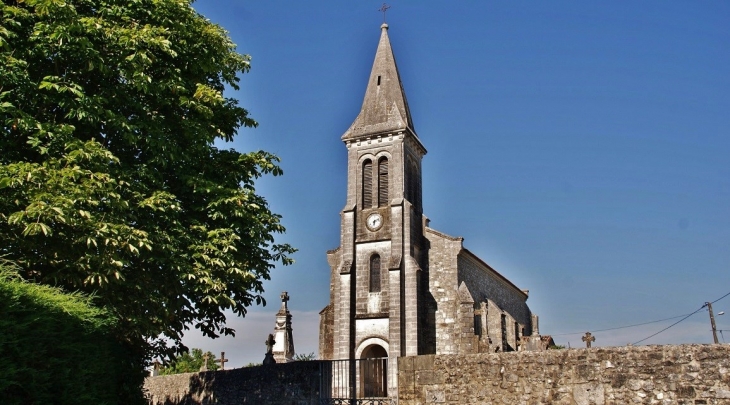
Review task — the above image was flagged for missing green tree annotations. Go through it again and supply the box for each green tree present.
[159,348,219,375]
[0,0,294,363]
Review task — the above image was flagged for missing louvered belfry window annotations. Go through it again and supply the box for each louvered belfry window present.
[362,160,373,209]
[378,157,389,207]
[369,254,381,292]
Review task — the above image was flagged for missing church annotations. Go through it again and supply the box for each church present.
[318,22,548,393]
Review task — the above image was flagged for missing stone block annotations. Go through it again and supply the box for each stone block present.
[400,356,415,371]
[400,371,415,388]
[716,390,730,399]
[414,354,435,370]
[572,382,605,405]
[416,370,444,385]
[424,389,445,403]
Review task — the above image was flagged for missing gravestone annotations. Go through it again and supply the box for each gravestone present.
[271,291,295,363]
[200,353,209,372]
[219,352,228,370]
[582,332,596,348]
[152,360,162,377]
[263,333,276,365]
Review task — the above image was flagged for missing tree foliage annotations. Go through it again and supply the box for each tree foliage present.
[159,348,219,375]
[294,352,317,361]
[0,0,294,361]
[0,260,145,405]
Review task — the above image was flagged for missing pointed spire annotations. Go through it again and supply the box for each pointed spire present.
[343,24,415,140]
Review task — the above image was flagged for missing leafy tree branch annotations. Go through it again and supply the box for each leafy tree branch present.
[0,0,295,366]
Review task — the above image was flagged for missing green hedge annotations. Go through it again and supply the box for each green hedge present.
[0,264,144,405]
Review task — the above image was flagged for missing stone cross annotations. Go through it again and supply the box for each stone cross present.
[265,333,276,354]
[200,353,209,371]
[379,3,391,23]
[280,291,289,309]
[218,352,228,370]
[582,332,596,348]
[152,360,162,376]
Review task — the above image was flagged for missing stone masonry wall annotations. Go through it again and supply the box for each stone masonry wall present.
[144,361,322,405]
[319,303,334,360]
[398,344,730,405]
[424,227,463,355]
[457,250,531,329]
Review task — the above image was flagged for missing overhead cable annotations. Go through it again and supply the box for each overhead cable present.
[550,290,729,343]
[550,313,695,337]
[711,291,730,304]
[632,290,730,345]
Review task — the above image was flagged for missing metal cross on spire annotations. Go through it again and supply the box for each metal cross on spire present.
[379,3,391,23]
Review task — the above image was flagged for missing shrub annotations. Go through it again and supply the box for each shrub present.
[0,261,145,405]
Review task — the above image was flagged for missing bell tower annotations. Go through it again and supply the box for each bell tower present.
[327,23,427,377]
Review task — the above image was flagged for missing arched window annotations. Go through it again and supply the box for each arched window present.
[362,160,373,209]
[369,254,381,293]
[378,157,388,207]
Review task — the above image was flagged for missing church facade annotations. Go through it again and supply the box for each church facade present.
[318,23,547,392]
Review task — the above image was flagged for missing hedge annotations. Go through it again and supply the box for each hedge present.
[0,262,144,404]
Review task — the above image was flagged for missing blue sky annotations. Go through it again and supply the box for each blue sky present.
[184,1,730,367]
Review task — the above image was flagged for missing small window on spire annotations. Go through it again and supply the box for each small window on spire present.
[377,76,381,86]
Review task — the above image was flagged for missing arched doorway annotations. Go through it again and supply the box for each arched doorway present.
[359,344,388,397]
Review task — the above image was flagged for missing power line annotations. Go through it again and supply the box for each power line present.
[711,291,730,305]
[550,313,695,337]
[632,290,730,345]
[549,290,730,342]
[631,306,705,345]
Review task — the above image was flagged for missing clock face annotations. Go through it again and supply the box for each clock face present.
[366,213,383,231]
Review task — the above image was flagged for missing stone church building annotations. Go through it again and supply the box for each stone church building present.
[319,23,548,393]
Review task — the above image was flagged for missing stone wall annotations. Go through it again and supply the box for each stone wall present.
[146,344,730,405]
[144,361,322,405]
[424,227,463,355]
[457,250,531,329]
[424,228,535,355]
[319,303,334,360]
[398,344,730,405]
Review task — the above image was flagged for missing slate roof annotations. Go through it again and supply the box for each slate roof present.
[342,24,416,140]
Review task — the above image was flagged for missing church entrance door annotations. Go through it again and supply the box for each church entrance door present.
[359,345,388,398]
